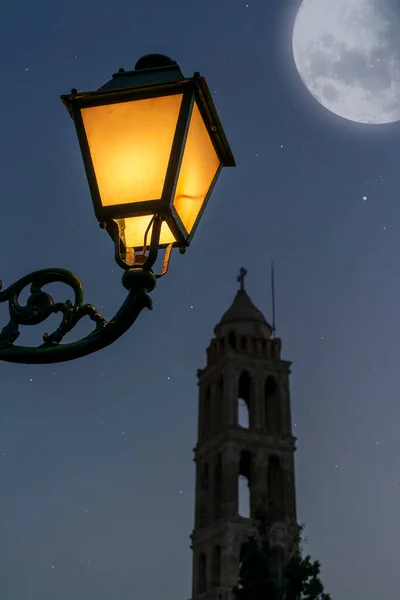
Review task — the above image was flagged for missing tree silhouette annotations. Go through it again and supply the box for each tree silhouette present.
[233,520,331,600]
[284,553,331,600]
[233,535,279,600]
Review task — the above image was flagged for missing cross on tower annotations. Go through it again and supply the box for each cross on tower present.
[237,267,247,292]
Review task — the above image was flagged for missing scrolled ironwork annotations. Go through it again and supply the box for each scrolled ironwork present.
[0,266,156,364]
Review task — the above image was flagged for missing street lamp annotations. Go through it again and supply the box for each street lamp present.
[0,54,235,364]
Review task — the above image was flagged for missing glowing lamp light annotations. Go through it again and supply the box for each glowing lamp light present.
[61,54,235,260]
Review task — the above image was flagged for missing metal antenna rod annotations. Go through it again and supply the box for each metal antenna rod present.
[271,260,276,338]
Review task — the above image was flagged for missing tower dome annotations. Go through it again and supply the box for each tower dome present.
[214,268,273,338]
[219,289,268,326]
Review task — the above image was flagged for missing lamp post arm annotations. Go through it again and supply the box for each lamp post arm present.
[0,267,156,364]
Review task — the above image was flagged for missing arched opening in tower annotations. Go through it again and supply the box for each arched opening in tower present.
[198,552,207,594]
[238,371,252,429]
[265,376,282,433]
[228,331,237,350]
[238,449,252,518]
[214,453,223,519]
[267,455,285,521]
[200,461,209,491]
[197,460,210,527]
[211,544,222,587]
[204,385,212,437]
[214,376,224,432]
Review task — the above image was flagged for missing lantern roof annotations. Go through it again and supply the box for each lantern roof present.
[98,54,185,92]
[61,53,235,170]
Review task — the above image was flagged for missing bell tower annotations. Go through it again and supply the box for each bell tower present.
[190,269,298,600]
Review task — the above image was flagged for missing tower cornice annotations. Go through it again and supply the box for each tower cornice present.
[193,427,297,459]
[197,353,292,383]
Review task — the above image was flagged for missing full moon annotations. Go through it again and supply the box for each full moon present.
[292,0,400,124]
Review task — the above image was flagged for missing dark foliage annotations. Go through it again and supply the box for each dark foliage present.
[233,536,279,600]
[283,554,331,600]
[233,521,331,600]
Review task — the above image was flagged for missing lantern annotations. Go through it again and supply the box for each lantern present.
[61,54,235,261]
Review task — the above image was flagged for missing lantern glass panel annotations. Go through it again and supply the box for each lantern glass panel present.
[81,94,183,207]
[173,102,220,234]
[115,215,176,250]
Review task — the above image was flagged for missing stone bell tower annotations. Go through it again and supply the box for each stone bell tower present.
[190,269,298,600]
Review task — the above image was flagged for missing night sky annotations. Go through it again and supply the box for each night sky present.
[0,1,399,598]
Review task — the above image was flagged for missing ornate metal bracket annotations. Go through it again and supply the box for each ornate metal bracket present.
[0,267,156,364]
[0,215,170,364]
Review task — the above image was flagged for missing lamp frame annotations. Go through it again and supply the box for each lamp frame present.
[61,74,234,250]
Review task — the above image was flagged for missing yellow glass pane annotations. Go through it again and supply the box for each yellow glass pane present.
[173,102,220,234]
[81,94,183,207]
[116,216,176,250]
